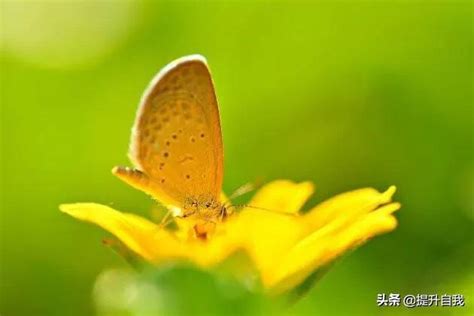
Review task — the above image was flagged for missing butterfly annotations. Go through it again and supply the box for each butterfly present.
[112,55,226,237]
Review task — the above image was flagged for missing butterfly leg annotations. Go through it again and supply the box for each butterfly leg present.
[219,205,228,221]
[158,208,173,228]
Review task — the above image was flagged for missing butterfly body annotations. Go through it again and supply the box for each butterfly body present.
[113,55,226,238]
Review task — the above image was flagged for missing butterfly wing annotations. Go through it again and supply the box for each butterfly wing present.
[113,55,224,207]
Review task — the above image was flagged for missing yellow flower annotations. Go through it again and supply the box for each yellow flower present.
[60,180,400,293]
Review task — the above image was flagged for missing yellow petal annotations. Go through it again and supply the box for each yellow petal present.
[60,203,181,262]
[60,203,242,267]
[303,185,396,231]
[266,202,400,292]
[226,208,302,275]
[60,182,401,294]
[249,180,314,214]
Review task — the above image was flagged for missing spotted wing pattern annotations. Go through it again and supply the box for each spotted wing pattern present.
[114,55,224,207]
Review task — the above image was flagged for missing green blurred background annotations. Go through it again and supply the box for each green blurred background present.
[1,1,472,315]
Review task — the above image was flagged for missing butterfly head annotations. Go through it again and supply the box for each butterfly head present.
[181,195,229,239]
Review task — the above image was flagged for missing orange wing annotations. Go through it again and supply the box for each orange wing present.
[113,55,224,207]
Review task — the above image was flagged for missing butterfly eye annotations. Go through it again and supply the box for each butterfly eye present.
[205,202,211,208]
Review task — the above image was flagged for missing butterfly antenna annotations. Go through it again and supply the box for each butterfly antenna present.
[227,204,297,217]
[224,179,265,206]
